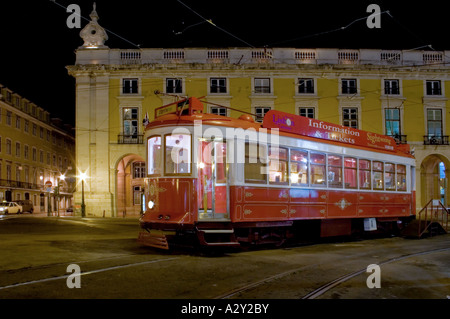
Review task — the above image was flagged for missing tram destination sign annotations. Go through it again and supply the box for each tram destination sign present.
[155,103,178,118]
[263,110,396,152]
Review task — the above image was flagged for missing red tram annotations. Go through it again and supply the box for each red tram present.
[138,98,416,249]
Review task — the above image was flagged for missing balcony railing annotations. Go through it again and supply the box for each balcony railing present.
[0,180,42,190]
[388,134,408,144]
[79,48,450,67]
[118,134,144,144]
[0,180,72,193]
[423,135,449,145]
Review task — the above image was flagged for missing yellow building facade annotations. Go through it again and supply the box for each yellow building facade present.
[0,84,76,213]
[68,12,450,217]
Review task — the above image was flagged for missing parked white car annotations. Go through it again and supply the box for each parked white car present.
[0,202,23,214]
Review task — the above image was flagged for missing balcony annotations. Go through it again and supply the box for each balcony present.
[118,134,144,144]
[423,135,449,145]
[0,180,41,190]
[388,135,408,144]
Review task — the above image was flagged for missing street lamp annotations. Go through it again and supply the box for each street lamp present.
[80,172,87,218]
[57,174,65,217]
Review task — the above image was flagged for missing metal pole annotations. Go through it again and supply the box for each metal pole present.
[47,191,51,217]
[81,179,86,218]
[57,180,60,218]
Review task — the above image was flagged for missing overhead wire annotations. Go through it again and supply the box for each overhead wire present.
[268,10,392,47]
[176,0,255,48]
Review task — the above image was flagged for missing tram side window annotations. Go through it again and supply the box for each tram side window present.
[311,152,326,186]
[245,143,267,183]
[359,159,371,189]
[290,149,308,186]
[397,164,407,191]
[269,147,288,184]
[372,161,384,190]
[385,163,396,190]
[344,157,357,189]
[165,134,191,175]
[328,155,343,188]
[148,136,162,176]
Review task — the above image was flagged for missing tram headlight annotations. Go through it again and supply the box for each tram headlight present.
[148,200,155,210]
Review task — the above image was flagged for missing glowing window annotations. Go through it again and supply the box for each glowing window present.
[385,163,396,190]
[147,136,162,176]
[290,149,308,186]
[359,159,371,189]
[311,152,326,186]
[245,143,267,183]
[328,155,343,188]
[373,161,384,190]
[269,147,288,185]
[344,157,357,189]
[165,134,191,175]
[397,164,407,191]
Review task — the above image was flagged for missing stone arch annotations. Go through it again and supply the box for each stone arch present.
[420,154,450,207]
[115,153,145,217]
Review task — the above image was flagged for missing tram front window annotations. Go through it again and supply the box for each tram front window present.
[148,136,162,176]
[165,134,191,175]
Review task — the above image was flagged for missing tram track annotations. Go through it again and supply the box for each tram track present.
[302,246,450,299]
[0,256,180,291]
[215,245,450,299]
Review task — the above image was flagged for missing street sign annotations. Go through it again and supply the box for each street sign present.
[45,181,53,192]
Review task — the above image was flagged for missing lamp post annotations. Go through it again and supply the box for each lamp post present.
[80,172,87,218]
[57,174,65,217]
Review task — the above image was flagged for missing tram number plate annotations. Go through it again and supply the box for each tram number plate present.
[364,218,377,231]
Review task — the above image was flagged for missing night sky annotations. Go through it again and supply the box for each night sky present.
[0,0,448,126]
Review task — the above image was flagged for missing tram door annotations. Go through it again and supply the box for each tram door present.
[198,140,228,220]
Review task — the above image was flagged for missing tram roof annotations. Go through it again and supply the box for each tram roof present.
[146,110,413,159]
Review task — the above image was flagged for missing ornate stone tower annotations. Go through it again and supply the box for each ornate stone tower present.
[79,3,108,49]
[71,3,114,217]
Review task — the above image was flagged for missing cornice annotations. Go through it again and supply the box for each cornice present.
[0,100,74,140]
[67,63,450,79]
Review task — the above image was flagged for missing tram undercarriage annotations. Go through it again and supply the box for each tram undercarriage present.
[138,217,413,250]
